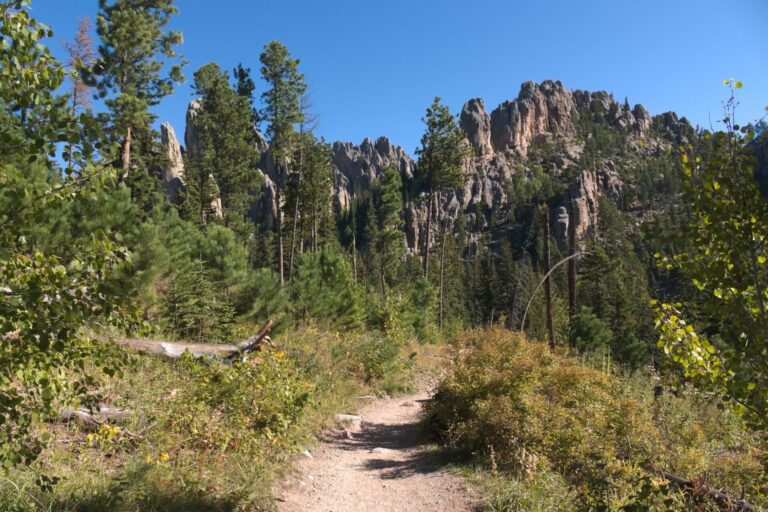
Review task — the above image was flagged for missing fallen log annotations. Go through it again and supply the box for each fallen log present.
[58,406,141,438]
[651,467,755,511]
[110,320,273,360]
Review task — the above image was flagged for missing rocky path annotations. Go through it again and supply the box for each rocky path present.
[277,390,478,512]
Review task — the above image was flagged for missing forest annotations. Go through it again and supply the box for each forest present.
[1,0,767,510]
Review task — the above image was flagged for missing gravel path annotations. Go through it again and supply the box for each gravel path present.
[277,390,478,512]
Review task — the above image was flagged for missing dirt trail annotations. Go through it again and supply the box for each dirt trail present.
[277,390,478,512]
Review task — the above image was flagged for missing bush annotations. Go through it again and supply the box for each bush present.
[425,329,766,510]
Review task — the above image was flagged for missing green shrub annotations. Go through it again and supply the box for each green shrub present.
[426,329,766,510]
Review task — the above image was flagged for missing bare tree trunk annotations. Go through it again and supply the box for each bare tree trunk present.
[299,211,305,254]
[567,203,576,318]
[312,203,318,252]
[352,230,358,284]
[380,259,386,297]
[288,139,303,282]
[199,170,207,226]
[439,218,448,331]
[120,125,132,182]
[423,192,434,277]
[277,184,284,287]
[543,206,555,348]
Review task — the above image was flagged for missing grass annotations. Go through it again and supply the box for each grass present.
[0,326,436,511]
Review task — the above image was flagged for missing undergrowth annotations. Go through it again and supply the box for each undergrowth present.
[0,327,422,511]
[425,329,767,511]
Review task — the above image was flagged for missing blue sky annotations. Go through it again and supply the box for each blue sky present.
[30,0,768,155]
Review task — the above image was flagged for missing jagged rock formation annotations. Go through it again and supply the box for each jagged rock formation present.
[160,122,185,202]
[566,162,623,243]
[331,137,415,211]
[158,100,241,220]
[489,80,657,158]
[460,98,493,158]
[184,99,203,158]
[490,81,577,156]
[164,81,694,255]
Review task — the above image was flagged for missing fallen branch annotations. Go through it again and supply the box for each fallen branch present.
[110,320,273,360]
[58,406,141,438]
[651,467,755,511]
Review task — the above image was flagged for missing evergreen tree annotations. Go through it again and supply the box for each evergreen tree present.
[570,200,653,365]
[94,0,184,178]
[259,41,307,286]
[181,62,260,238]
[232,62,258,124]
[374,165,404,293]
[415,97,468,277]
[163,260,235,343]
[291,248,362,329]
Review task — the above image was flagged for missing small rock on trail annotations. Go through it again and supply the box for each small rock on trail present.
[277,390,477,512]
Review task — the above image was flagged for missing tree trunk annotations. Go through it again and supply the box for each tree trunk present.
[276,184,285,287]
[312,203,318,252]
[112,320,272,360]
[567,203,576,317]
[299,211,305,254]
[352,230,358,284]
[199,171,207,227]
[288,132,304,281]
[120,125,132,182]
[380,258,386,297]
[543,206,555,348]
[439,218,448,331]
[423,192,434,277]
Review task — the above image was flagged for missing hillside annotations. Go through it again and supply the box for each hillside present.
[2,1,767,511]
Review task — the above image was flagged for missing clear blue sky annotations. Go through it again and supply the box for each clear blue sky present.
[30,0,768,155]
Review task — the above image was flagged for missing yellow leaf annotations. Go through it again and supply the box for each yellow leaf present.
[734,81,743,89]
[723,79,730,86]
[713,181,720,191]
[758,256,766,265]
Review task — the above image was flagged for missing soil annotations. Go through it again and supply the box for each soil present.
[277,389,478,512]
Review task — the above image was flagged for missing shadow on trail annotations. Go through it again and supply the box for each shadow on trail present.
[330,404,464,480]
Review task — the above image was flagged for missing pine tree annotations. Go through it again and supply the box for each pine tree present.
[94,0,184,178]
[291,248,362,329]
[259,41,307,286]
[181,62,260,238]
[163,260,235,343]
[415,97,468,277]
[232,62,258,124]
[374,165,404,294]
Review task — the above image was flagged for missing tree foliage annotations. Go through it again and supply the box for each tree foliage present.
[94,0,184,173]
[0,1,132,468]
[181,62,261,238]
[655,83,768,428]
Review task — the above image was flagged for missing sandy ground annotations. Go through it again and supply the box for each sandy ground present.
[277,390,478,512]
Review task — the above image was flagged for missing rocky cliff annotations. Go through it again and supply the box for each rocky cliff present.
[160,81,695,252]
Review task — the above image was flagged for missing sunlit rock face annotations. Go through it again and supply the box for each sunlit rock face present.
[160,122,185,202]
[460,98,493,158]
[331,137,415,212]
[167,80,694,253]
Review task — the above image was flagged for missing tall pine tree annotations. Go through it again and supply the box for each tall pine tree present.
[415,97,468,277]
[259,41,307,286]
[94,0,184,178]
